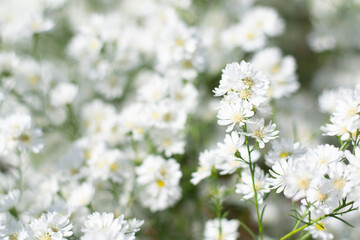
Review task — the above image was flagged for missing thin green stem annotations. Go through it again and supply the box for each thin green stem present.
[245,135,263,240]
[280,215,326,240]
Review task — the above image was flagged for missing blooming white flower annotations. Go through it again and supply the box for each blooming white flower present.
[283,157,321,201]
[215,61,269,108]
[305,220,334,240]
[0,215,29,240]
[217,101,254,132]
[236,166,271,204]
[204,218,240,240]
[50,82,78,107]
[0,113,44,153]
[29,212,73,240]
[245,118,279,148]
[191,149,219,185]
[81,212,143,240]
[136,155,182,211]
[306,144,343,174]
[252,47,299,99]
[265,138,305,166]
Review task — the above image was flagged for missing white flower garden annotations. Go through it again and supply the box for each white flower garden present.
[0,0,359,239]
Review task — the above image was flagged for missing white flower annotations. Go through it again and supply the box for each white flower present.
[236,166,271,204]
[29,212,73,240]
[305,220,334,240]
[151,130,185,157]
[204,218,240,240]
[1,113,44,153]
[306,144,343,174]
[191,149,219,185]
[265,138,305,166]
[67,182,95,209]
[245,119,279,148]
[136,155,182,212]
[217,101,254,132]
[269,158,294,194]
[50,82,78,107]
[0,215,29,240]
[217,132,245,158]
[242,7,285,37]
[81,212,142,240]
[283,157,321,201]
[252,47,299,99]
[215,61,269,108]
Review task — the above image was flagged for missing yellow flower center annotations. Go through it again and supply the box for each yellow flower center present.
[19,134,31,143]
[297,177,310,190]
[333,178,346,190]
[317,191,328,202]
[280,152,288,158]
[110,163,118,172]
[162,138,172,147]
[157,180,165,188]
[253,129,264,139]
[232,113,243,123]
[38,233,52,240]
[239,89,252,100]
[242,77,254,87]
[9,233,18,240]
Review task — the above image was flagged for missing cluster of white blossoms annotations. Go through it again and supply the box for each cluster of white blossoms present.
[321,84,360,141]
[1,0,359,239]
[0,210,142,240]
[221,6,285,52]
[136,155,182,212]
[192,60,284,239]
[0,0,63,42]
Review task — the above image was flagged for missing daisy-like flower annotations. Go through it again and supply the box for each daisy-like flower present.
[265,138,305,166]
[269,158,294,194]
[306,144,343,174]
[305,180,339,214]
[217,101,254,132]
[242,6,285,37]
[216,145,260,175]
[214,61,269,104]
[283,157,321,201]
[29,211,73,240]
[191,149,219,185]
[0,215,29,240]
[151,130,185,157]
[245,118,279,148]
[252,47,299,99]
[217,132,245,158]
[305,220,334,240]
[1,113,44,153]
[204,218,240,240]
[50,82,78,107]
[236,166,271,204]
[81,212,143,240]
[136,155,182,212]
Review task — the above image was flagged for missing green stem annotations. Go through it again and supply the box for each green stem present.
[33,33,40,61]
[245,135,263,240]
[280,215,326,240]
